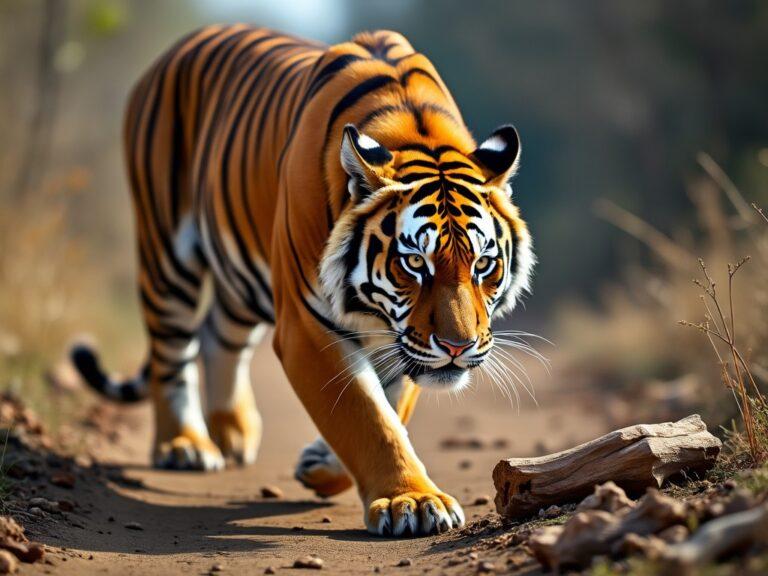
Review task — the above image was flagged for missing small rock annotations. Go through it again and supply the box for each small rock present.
[0,550,17,574]
[459,460,472,470]
[124,521,143,531]
[477,561,495,573]
[74,455,93,468]
[210,563,224,572]
[57,499,75,512]
[492,438,510,449]
[28,498,59,514]
[321,516,332,523]
[657,524,688,544]
[440,437,485,450]
[447,558,464,566]
[50,472,76,489]
[396,558,413,567]
[28,507,44,518]
[473,495,490,506]
[264,567,276,575]
[468,552,478,561]
[539,505,562,519]
[292,526,304,531]
[260,485,283,499]
[293,555,323,569]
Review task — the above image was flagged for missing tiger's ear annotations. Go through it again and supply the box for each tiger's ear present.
[470,125,521,189]
[340,124,393,201]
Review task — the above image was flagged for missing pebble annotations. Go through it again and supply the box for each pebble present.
[539,505,562,519]
[210,563,224,572]
[477,560,495,573]
[0,550,18,574]
[124,521,144,531]
[293,555,323,569]
[264,567,276,575]
[50,472,76,489]
[321,516,332,523]
[459,460,472,470]
[473,495,490,506]
[396,558,413,567]
[28,497,59,514]
[260,485,283,499]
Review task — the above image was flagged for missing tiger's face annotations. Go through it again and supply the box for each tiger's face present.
[321,125,534,390]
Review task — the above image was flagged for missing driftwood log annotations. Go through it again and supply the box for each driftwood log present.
[494,415,721,518]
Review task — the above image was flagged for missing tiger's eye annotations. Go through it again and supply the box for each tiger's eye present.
[475,256,492,272]
[407,254,425,270]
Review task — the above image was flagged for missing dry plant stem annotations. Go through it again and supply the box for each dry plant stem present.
[697,152,755,223]
[753,203,768,225]
[681,256,766,463]
[493,415,721,518]
[593,199,694,270]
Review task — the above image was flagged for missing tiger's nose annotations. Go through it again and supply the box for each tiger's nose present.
[434,336,476,358]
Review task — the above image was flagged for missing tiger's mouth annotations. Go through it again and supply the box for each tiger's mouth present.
[406,363,471,390]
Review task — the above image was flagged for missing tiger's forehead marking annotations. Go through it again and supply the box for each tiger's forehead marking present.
[385,146,498,262]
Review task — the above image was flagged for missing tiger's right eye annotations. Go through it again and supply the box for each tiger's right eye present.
[407,254,425,270]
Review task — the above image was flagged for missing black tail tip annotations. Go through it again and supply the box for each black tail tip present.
[70,344,105,389]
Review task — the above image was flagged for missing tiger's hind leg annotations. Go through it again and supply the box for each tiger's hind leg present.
[139,242,225,472]
[200,287,264,466]
[295,377,421,497]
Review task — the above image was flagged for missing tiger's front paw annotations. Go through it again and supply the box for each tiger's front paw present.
[153,428,225,471]
[366,490,465,537]
[295,438,353,497]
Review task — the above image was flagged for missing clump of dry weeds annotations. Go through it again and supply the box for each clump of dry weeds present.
[680,252,767,465]
[556,153,767,455]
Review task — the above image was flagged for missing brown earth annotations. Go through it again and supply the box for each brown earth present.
[18,337,610,575]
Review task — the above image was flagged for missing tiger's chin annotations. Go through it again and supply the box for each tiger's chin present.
[410,365,471,391]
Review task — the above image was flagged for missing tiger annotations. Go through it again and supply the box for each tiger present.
[71,24,534,536]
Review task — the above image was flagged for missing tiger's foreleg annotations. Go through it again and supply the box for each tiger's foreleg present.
[275,309,463,536]
[295,377,421,498]
[201,287,265,466]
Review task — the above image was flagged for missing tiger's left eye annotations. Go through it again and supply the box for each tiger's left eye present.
[475,256,492,273]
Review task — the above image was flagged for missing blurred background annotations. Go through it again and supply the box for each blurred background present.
[1,0,767,438]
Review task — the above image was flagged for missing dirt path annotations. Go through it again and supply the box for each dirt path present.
[22,339,609,575]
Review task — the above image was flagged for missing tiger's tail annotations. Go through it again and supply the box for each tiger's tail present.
[70,343,149,402]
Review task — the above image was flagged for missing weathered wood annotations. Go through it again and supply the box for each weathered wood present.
[493,415,721,518]
[529,487,686,570]
[661,503,768,573]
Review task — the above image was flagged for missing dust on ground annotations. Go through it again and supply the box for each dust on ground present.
[6,340,610,575]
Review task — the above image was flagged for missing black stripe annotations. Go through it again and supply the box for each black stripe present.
[277,53,364,175]
[323,74,397,147]
[399,67,445,94]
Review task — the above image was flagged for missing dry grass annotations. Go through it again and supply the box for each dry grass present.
[556,154,768,446]
[680,253,767,465]
[0,175,140,428]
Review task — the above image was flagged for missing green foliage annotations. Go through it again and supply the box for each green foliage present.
[85,0,128,37]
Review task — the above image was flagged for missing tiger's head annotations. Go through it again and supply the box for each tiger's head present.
[320,124,534,390]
